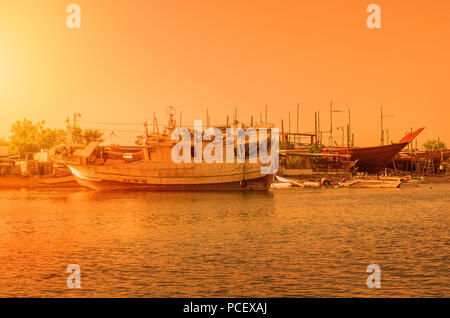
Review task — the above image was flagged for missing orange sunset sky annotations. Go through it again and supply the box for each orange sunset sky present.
[0,0,449,146]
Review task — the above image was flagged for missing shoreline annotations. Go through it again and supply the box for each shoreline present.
[419,175,450,184]
[0,176,82,189]
[1,174,450,190]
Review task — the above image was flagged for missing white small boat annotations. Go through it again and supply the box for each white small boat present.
[271,176,304,188]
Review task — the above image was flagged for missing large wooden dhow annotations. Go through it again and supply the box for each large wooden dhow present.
[62,121,276,191]
[326,128,425,174]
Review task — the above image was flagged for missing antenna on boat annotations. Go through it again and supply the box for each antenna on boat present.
[166,106,177,134]
[144,120,149,137]
[152,112,160,135]
[142,120,151,161]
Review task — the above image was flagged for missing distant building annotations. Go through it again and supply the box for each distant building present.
[34,149,49,162]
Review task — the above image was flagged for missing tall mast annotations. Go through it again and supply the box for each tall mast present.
[380,106,384,145]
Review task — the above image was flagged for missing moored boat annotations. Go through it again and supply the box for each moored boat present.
[63,116,276,191]
[68,161,273,191]
[326,128,424,173]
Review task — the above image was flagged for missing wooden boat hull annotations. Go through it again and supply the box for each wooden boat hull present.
[348,143,408,173]
[74,174,272,191]
[68,161,274,191]
[330,128,425,173]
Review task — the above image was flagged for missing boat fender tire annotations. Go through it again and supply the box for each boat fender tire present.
[240,179,248,188]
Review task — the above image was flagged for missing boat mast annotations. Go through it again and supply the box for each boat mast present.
[380,106,393,146]
[380,106,384,145]
[347,107,351,149]
[143,120,151,161]
[330,101,333,149]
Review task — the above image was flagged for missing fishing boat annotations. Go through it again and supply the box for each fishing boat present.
[326,128,425,173]
[60,115,276,191]
[271,175,303,188]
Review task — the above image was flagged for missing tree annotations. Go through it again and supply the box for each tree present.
[82,129,104,145]
[8,119,105,157]
[9,119,42,157]
[423,139,446,151]
[71,127,84,145]
[309,142,324,153]
[39,128,67,149]
[309,142,325,162]
[9,119,69,157]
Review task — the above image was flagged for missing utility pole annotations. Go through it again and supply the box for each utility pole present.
[296,103,299,133]
[153,112,156,134]
[330,101,343,149]
[380,106,384,145]
[347,108,351,148]
[65,116,71,145]
[330,101,333,147]
[288,111,291,133]
[73,113,81,130]
[72,113,81,144]
[317,109,321,144]
[380,106,393,145]
[314,112,318,144]
[265,105,268,124]
[346,124,350,149]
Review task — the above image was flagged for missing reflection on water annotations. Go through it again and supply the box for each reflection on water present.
[0,185,448,297]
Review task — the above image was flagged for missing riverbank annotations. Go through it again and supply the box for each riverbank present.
[1,174,449,190]
[0,176,81,189]
[277,173,450,187]
[419,175,450,184]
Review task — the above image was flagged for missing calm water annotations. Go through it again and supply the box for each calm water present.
[0,184,448,297]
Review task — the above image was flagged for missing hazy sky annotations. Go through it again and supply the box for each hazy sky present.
[0,0,449,146]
